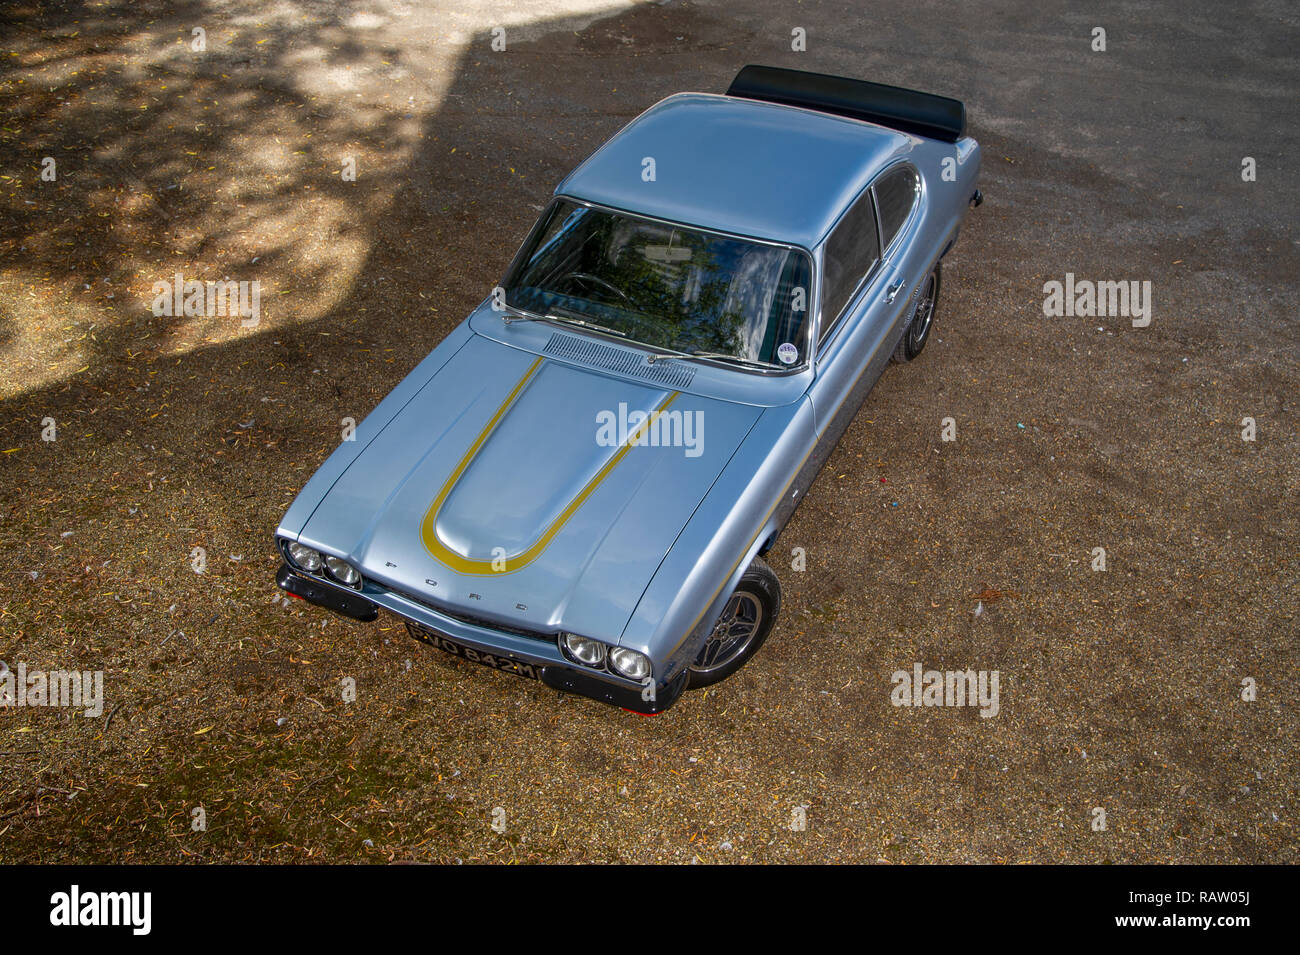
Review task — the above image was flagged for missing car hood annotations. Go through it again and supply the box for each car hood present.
[298,334,762,642]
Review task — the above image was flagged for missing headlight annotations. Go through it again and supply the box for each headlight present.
[287,542,322,572]
[609,647,651,681]
[324,555,361,587]
[562,633,606,667]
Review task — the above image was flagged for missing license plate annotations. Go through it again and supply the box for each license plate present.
[405,621,542,680]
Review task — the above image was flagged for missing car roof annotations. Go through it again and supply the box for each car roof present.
[554,92,912,249]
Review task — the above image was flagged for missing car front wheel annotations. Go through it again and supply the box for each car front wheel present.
[686,557,781,689]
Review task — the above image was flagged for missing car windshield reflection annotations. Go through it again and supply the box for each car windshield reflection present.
[504,199,813,370]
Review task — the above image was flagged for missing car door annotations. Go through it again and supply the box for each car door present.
[809,162,920,442]
[873,162,923,343]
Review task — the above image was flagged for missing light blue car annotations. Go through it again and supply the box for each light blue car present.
[274,66,983,713]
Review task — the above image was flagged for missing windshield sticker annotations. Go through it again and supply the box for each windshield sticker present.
[776,342,799,365]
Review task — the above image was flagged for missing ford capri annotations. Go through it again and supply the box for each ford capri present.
[274,65,982,713]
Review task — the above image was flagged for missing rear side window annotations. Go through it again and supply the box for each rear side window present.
[874,165,919,250]
[820,190,881,339]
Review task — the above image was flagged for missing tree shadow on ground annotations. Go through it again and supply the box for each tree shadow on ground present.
[0,0,749,861]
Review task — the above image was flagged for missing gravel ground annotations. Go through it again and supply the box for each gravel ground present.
[0,0,1295,863]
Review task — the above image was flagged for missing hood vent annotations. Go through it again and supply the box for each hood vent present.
[543,332,695,389]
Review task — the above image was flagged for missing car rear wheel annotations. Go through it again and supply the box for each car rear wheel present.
[686,557,781,689]
[891,262,942,363]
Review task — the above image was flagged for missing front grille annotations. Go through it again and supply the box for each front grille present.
[388,586,550,642]
[543,332,695,389]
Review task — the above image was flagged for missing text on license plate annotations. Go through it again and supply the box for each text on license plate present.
[406,621,542,680]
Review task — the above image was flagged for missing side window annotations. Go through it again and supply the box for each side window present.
[819,189,881,342]
[874,165,919,251]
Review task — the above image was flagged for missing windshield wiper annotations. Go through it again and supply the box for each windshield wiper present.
[643,346,690,364]
[646,347,781,370]
[504,306,779,369]
[500,305,626,338]
[544,313,626,337]
[688,350,782,369]
[498,303,538,323]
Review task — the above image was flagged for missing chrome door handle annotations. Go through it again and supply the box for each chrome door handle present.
[885,280,904,304]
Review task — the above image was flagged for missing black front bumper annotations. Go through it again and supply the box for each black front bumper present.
[275,564,688,714]
[276,563,378,621]
[541,665,688,715]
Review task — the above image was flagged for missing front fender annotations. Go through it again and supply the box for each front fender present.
[620,397,815,681]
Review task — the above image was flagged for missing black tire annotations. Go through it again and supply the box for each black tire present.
[891,261,942,363]
[686,557,782,689]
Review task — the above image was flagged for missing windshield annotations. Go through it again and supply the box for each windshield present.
[504,199,814,369]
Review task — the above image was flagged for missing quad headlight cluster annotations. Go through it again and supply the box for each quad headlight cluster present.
[560,633,651,681]
[283,540,363,590]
